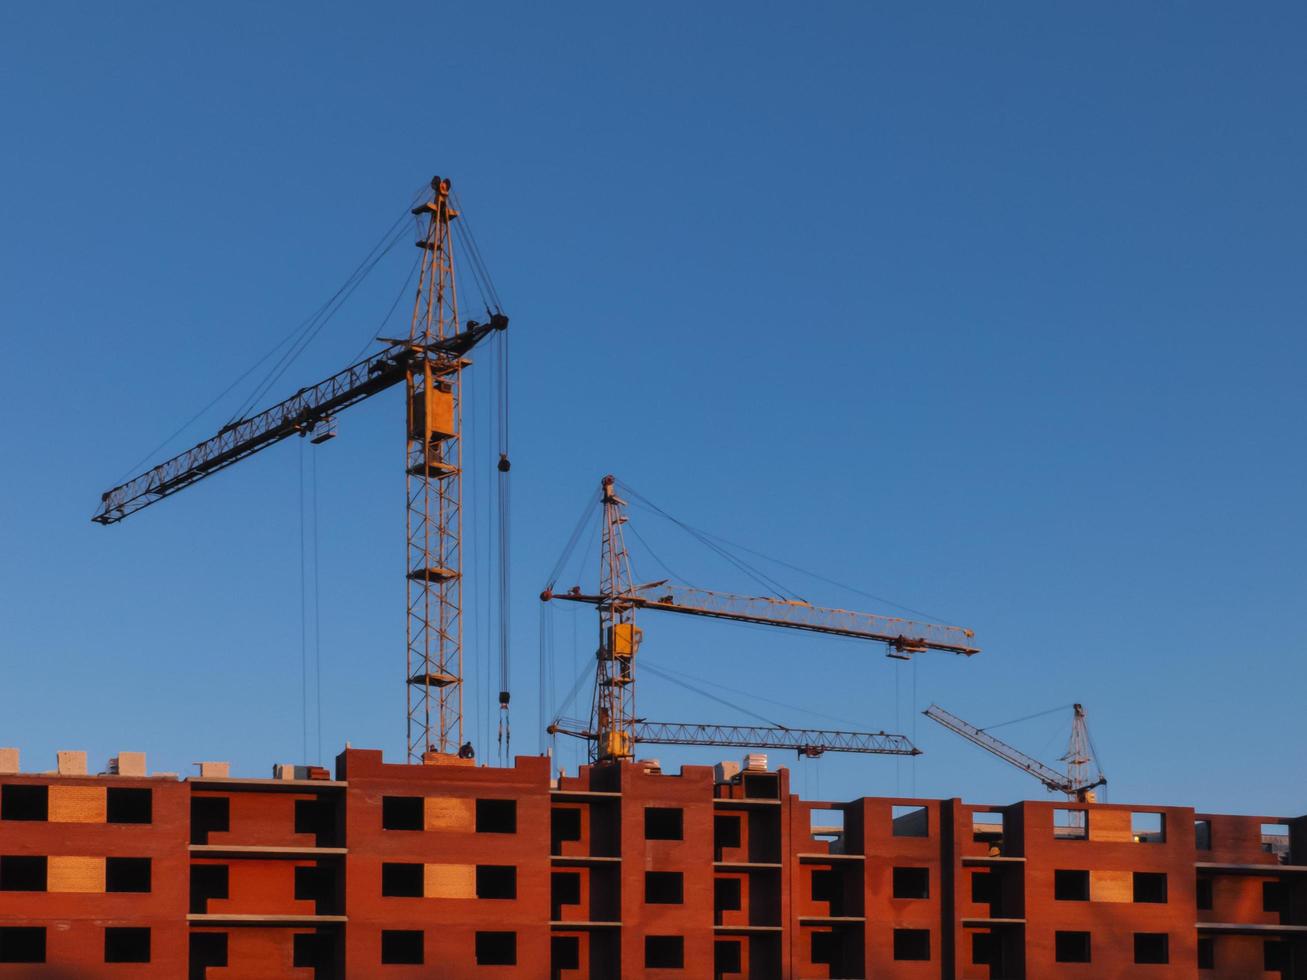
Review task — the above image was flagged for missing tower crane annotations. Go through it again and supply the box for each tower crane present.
[94,176,510,763]
[922,703,1106,801]
[541,476,980,763]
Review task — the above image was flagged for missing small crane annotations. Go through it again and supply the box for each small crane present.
[922,703,1106,801]
[95,176,510,762]
[541,475,979,763]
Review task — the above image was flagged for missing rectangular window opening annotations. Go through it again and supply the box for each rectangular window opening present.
[476,799,516,834]
[811,930,839,966]
[552,806,582,850]
[294,798,337,845]
[971,870,994,904]
[1053,808,1088,839]
[382,796,423,831]
[381,930,423,965]
[292,932,333,970]
[971,931,993,965]
[1134,932,1169,965]
[1194,819,1212,850]
[715,938,742,975]
[1133,871,1168,904]
[892,866,930,899]
[645,870,684,904]
[1131,811,1165,843]
[741,772,778,800]
[893,928,930,961]
[715,876,742,913]
[105,927,150,964]
[1264,880,1287,914]
[190,864,229,914]
[1196,877,1213,911]
[188,932,228,973]
[1198,936,1214,969]
[645,935,684,969]
[106,857,151,893]
[714,814,742,853]
[645,807,684,841]
[972,810,1004,843]
[380,862,423,898]
[1054,869,1089,902]
[1262,823,1291,862]
[892,804,928,837]
[1055,931,1091,963]
[107,787,152,824]
[552,935,580,971]
[476,864,517,900]
[190,796,230,844]
[0,785,48,822]
[294,865,337,913]
[475,931,516,966]
[0,926,45,964]
[552,871,581,916]
[0,856,46,892]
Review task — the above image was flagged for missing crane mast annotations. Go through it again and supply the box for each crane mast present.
[95,176,507,762]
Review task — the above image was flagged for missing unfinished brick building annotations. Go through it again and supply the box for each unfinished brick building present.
[0,745,1302,978]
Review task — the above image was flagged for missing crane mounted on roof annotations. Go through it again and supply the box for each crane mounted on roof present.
[922,703,1106,801]
[541,475,980,763]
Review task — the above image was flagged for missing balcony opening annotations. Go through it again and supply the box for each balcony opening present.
[552,806,582,853]
[294,865,337,914]
[106,857,151,893]
[295,797,338,846]
[104,926,150,964]
[292,930,334,973]
[971,931,993,965]
[1131,811,1164,843]
[891,805,928,838]
[106,787,152,824]
[551,871,581,918]
[971,870,994,904]
[645,935,684,969]
[382,796,423,831]
[190,864,229,913]
[476,799,516,834]
[380,862,423,898]
[1134,932,1169,965]
[188,932,227,980]
[714,814,741,859]
[715,938,742,976]
[552,935,580,971]
[741,773,779,800]
[475,931,516,966]
[1055,931,1091,963]
[811,930,840,966]
[892,867,929,900]
[476,865,517,900]
[811,868,846,915]
[1053,808,1087,839]
[1054,869,1089,901]
[715,876,742,918]
[0,785,47,822]
[645,871,684,904]
[645,807,683,841]
[0,927,45,964]
[381,930,423,965]
[1133,871,1168,904]
[0,856,46,891]
[893,929,930,961]
[190,796,230,844]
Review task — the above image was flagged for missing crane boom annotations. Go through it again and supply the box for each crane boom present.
[545,582,978,656]
[94,324,500,526]
[548,718,920,757]
[923,703,1106,799]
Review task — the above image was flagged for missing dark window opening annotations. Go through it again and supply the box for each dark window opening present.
[1264,881,1287,913]
[106,927,150,964]
[295,798,337,846]
[188,931,227,980]
[476,799,516,834]
[0,785,47,822]
[646,871,684,904]
[811,868,838,903]
[381,930,422,965]
[107,787,152,824]
[1134,871,1168,904]
[476,865,517,899]
[811,931,839,966]
[190,864,229,914]
[1055,931,1091,963]
[1134,933,1168,965]
[381,862,423,898]
[645,807,683,840]
[893,929,930,961]
[190,796,229,844]
[475,931,516,966]
[382,796,423,831]
[552,806,582,851]
[1198,936,1214,969]
[971,870,994,904]
[295,865,337,914]
[0,927,45,963]
[715,876,742,912]
[891,805,928,837]
[107,857,151,893]
[1195,819,1212,850]
[714,814,741,854]
[292,931,333,970]
[0,856,46,891]
[1054,869,1089,901]
[1197,877,1213,910]
[971,932,993,965]
[1266,940,1289,971]
[715,939,742,975]
[741,773,779,800]
[552,935,580,971]
[552,871,581,911]
[893,867,929,899]
[645,935,684,969]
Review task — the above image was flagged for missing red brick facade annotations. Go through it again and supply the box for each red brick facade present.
[0,748,1302,977]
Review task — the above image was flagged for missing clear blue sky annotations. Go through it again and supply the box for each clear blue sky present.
[1,3,1302,815]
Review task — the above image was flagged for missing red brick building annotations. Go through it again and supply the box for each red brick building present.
[0,746,1302,977]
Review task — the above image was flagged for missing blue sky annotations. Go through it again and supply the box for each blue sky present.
[1,3,1303,815]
